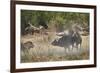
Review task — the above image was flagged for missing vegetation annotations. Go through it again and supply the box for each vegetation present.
[21,10,89,34]
[21,10,90,63]
[21,33,89,63]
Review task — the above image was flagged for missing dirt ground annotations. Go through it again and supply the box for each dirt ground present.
[21,32,89,63]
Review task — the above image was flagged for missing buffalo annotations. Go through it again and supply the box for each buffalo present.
[52,30,82,53]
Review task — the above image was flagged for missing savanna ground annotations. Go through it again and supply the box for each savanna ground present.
[21,32,89,63]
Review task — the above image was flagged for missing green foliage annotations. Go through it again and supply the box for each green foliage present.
[21,10,89,34]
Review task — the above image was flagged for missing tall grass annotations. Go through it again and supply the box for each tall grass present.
[21,32,89,63]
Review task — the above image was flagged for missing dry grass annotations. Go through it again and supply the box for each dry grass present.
[21,32,89,63]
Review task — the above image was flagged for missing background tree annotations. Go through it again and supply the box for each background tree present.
[21,10,89,35]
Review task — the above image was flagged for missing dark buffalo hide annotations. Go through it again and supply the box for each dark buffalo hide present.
[52,32,82,50]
